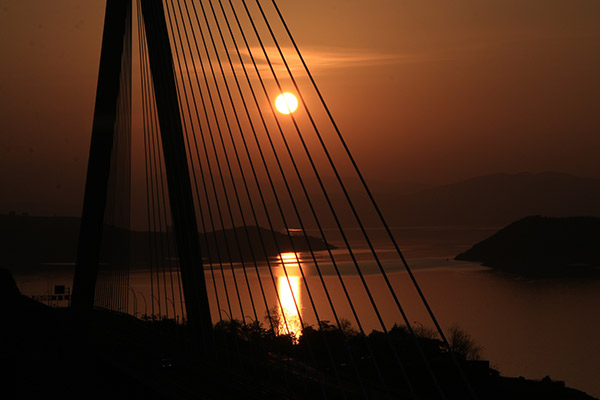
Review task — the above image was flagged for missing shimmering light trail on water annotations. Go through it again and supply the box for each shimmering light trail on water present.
[275,252,303,338]
[277,275,302,338]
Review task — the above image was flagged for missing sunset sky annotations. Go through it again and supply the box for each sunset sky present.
[1,0,599,217]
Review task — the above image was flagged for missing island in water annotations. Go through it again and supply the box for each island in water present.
[455,216,600,275]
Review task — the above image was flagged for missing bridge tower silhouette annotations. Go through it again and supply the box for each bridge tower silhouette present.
[70,1,478,398]
[72,0,213,351]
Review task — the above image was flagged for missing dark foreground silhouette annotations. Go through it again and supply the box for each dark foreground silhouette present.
[1,269,596,399]
[456,216,600,276]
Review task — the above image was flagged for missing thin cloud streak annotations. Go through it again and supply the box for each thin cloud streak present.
[230,46,444,73]
[171,45,445,82]
[170,45,451,81]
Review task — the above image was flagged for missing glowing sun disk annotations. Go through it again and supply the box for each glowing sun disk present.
[275,92,298,114]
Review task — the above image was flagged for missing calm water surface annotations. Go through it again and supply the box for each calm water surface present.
[12,227,600,398]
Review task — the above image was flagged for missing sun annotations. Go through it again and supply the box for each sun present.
[275,92,298,114]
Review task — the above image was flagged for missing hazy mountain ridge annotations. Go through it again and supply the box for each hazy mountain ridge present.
[377,172,600,227]
[0,214,333,270]
[261,171,600,230]
[2,171,598,268]
[0,214,81,267]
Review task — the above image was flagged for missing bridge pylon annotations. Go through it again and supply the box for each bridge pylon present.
[72,0,213,354]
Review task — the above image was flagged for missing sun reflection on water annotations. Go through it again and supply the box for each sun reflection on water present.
[276,252,302,339]
[278,251,301,268]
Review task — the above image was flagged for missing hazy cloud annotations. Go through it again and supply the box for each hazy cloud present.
[225,46,442,74]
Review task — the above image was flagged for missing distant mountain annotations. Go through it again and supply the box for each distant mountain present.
[289,171,600,229]
[0,214,333,271]
[0,214,81,268]
[455,216,600,275]
[3,172,599,269]
[375,172,600,227]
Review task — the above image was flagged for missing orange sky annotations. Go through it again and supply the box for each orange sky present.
[0,0,599,217]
